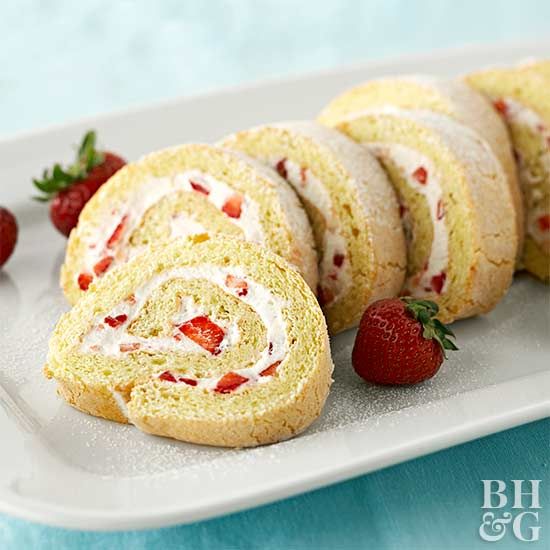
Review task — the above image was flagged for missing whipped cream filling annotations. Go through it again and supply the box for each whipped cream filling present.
[496,98,550,247]
[269,157,351,305]
[78,171,265,285]
[81,265,288,392]
[368,143,449,296]
[170,216,207,239]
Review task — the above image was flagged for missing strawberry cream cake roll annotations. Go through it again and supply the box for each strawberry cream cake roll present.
[318,76,524,261]
[220,121,406,334]
[334,108,517,322]
[45,235,333,448]
[467,61,550,281]
[61,144,318,304]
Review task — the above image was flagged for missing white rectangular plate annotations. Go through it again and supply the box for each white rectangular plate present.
[1,41,549,531]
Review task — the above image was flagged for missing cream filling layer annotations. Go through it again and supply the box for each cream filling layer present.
[368,143,449,296]
[79,170,265,282]
[269,157,351,305]
[80,265,288,392]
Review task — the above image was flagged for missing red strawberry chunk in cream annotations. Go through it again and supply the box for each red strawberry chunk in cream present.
[159,371,177,382]
[158,371,198,386]
[78,272,93,291]
[215,372,248,393]
[104,314,128,328]
[537,214,550,232]
[190,180,210,195]
[333,253,345,268]
[179,377,198,386]
[493,99,508,116]
[93,255,114,276]
[431,272,447,295]
[106,215,128,249]
[275,158,288,179]
[225,274,248,296]
[178,315,225,354]
[260,360,281,377]
[412,166,428,184]
[222,194,243,219]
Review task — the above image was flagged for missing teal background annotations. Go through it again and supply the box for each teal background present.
[1,0,549,548]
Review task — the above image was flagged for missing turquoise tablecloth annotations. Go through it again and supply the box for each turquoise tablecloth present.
[1,1,549,548]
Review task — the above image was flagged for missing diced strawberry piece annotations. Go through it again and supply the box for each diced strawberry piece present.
[104,314,128,328]
[179,377,198,386]
[78,272,93,291]
[159,371,177,382]
[178,315,225,354]
[225,274,248,296]
[333,253,345,268]
[431,272,447,294]
[119,343,140,352]
[222,194,243,219]
[214,372,248,393]
[537,214,550,232]
[493,99,508,116]
[317,285,334,307]
[93,255,114,276]
[412,166,428,184]
[190,180,210,195]
[300,166,307,184]
[260,360,281,377]
[436,199,445,220]
[275,158,288,179]
[106,215,128,249]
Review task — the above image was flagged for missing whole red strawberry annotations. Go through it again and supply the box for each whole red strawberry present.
[33,131,126,236]
[352,298,458,385]
[0,207,18,268]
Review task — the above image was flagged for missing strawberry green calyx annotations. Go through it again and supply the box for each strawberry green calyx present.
[401,298,458,357]
[32,130,105,201]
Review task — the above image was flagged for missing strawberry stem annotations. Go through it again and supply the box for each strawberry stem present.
[401,298,458,358]
[32,130,105,201]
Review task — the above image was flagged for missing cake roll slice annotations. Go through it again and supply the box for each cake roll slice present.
[467,61,550,282]
[45,235,333,448]
[61,144,318,304]
[318,76,524,261]
[220,121,406,334]
[335,108,517,322]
